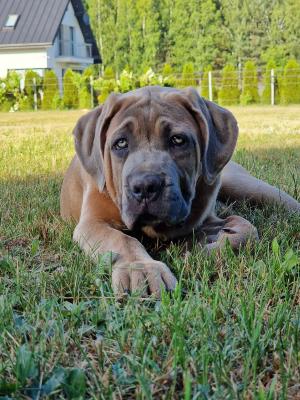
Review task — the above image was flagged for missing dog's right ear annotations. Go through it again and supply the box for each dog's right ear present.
[73,93,121,191]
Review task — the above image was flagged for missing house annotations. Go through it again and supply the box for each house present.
[0,0,100,84]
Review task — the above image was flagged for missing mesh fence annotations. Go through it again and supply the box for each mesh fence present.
[1,67,300,111]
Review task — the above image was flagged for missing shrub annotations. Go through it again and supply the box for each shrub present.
[218,64,240,105]
[161,64,176,87]
[24,70,42,109]
[118,69,134,93]
[280,59,300,104]
[42,70,60,110]
[261,60,277,104]
[240,61,259,105]
[139,68,162,87]
[63,69,79,109]
[180,63,196,87]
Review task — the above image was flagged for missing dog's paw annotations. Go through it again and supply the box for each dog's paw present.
[112,260,177,298]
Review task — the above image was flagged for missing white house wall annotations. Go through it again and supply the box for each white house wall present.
[0,48,48,77]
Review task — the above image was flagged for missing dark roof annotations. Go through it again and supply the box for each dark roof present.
[0,0,100,62]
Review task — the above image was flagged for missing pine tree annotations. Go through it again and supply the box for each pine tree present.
[240,61,259,105]
[280,59,300,104]
[261,59,276,104]
[42,70,60,110]
[218,64,240,105]
[63,69,79,109]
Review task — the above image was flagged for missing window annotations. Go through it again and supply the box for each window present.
[70,27,75,56]
[5,14,19,28]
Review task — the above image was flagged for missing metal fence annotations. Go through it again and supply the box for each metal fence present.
[1,67,300,111]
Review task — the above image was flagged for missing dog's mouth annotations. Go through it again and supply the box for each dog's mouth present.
[123,199,190,231]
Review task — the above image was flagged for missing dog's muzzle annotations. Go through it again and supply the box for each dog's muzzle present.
[128,172,164,203]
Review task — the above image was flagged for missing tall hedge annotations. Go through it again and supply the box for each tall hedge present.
[63,69,79,109]
[240,61,259,105]
[42,70,60,110]
[24,70,41,110]
[181,63,196,87]
[261,60,277,104]
[218,64,240,105]
[280,59,300,104]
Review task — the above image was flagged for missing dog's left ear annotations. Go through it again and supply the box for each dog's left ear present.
[183,88,239,185]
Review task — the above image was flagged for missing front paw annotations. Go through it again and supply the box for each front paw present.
[112,260,177,298]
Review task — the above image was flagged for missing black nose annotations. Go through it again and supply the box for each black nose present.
[129,173,164,202]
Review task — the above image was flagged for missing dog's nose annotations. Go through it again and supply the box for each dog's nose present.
[129,174,164,202]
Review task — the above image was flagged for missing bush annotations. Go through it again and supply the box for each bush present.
[218,64,240,105]
[42,70,60,110]
[63,69,79,109]
[261,60,277,104]
[118,69,134,93]
[139,68,162,87]
[161,64,176,87]
[24,70,42,109]
[180,63,196,87]
[280,59,300,104]
[240,61,259,105]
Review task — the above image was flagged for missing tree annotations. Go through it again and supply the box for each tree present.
[42,70,60,110]
[280,59,300,104]
[63,69,79,109]
[218,64,240,105]
[240,61,259,105]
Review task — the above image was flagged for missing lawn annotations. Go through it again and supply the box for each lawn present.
[0,106,299,399]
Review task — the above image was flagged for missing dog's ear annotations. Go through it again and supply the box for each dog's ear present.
[73,93,121,191]
[183,88,238,185]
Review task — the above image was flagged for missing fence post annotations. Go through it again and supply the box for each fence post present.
[33,78,38,111]
[90,75,94,108]
[271,69,275,106]
[208,71,213,101]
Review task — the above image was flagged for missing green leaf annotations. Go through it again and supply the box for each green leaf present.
[63,368,86,399]
[42,367,66,396]
[15,345,38,386]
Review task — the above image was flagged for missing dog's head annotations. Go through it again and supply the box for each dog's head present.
[74,86,238,231]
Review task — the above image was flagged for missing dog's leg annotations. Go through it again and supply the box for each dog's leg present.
[73,190,177,297]
[203,215,259,254]
[220,161,300,212]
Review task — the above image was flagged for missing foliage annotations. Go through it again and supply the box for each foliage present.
[24,70,42,110]
[86,0,300,73]
[63,69,79,109]
[240,61,259,105]
[218,64,240,105]
[161,63,176,87]
[180,63,196,88]
[280,59,300,104]
[42,70,60,110]
[261,60,277,104]
[139,68,162,87]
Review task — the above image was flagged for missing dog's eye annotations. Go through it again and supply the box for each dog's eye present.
[170,135,186,147]
[113,138,128,150]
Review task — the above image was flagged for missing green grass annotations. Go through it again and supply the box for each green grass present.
[0,107,299,399]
